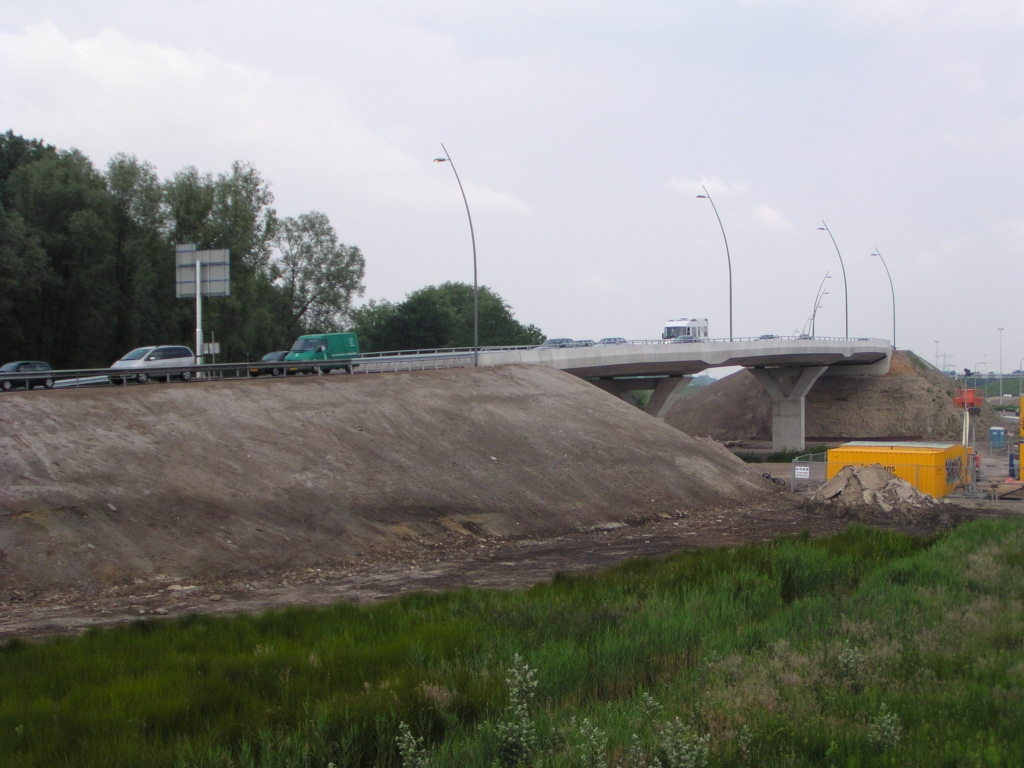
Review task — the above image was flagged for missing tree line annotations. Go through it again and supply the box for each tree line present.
[0,130,544,368]
[351,282,544,352]
[0,131,364,368]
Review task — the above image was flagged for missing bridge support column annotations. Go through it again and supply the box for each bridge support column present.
[592,378,636,405]
[643,376,691,419]
[749,366,828,452]
[591,376,691,419]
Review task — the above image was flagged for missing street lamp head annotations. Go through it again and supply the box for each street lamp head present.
[433,157,447,163]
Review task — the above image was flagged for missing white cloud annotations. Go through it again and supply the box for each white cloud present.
[666,176,751,198]
[0,21,531,217]
[578,272,620,294]
[928,59,988,94]
[750,204,793,231]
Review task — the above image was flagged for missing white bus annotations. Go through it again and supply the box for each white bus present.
[662,318,708,342]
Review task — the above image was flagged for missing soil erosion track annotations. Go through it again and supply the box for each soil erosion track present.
[0,365,772,593]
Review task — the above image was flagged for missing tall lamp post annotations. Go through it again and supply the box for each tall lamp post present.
[434,144,479,367]
[816,221,849,339]
[810,272,831,338]
[696,185,733,341]
[998,327,1004,403]
[872,247,895,349]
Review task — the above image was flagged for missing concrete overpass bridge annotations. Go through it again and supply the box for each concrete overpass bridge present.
[34,336,890,453]
[479,337,892,451]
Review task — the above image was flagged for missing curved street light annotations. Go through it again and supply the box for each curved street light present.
[872,247,895,349]
[817,221,849,339]
[810,272,831,338]
[434,144,479,367]
[997,327,1005,403]
[696,186,733,341]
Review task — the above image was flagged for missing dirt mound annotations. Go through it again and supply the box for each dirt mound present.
[0,365,772,592]
[812,464,936,511]
[666,350,1003,442]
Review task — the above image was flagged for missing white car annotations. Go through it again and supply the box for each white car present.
[110,346,196,384]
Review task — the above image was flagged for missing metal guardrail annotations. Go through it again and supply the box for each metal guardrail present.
[1,336,893,392]
[3,354,481,390]
[624,335,889,346]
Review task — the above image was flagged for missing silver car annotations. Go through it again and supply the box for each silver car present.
[110,346,196,384]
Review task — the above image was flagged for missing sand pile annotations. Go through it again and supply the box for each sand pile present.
[0,365,771,590]
[813,464,935,511]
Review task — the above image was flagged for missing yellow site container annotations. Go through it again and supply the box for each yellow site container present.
[826,441,969,498]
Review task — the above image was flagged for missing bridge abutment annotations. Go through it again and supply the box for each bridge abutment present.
[749,366,829,452]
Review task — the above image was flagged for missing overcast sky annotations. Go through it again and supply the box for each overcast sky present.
[1,1,1021,373]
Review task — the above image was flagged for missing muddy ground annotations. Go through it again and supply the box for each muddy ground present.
[0,365,774,595]
[1,362,1017,641]
[0,495,1000,641]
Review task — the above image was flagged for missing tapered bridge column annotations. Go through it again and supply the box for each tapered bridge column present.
[592,376,692,419]
[749,366,828,452]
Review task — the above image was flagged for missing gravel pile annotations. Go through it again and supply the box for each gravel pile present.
[813,464,936,511]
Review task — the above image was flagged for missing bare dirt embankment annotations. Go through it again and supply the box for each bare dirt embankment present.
[0,365,773,596]
[666,350,1003,442]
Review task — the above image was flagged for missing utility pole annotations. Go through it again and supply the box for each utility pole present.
[998,327,1004,404]
[817,222,849,339]
[434,145,479,366]
[697,186,734,341]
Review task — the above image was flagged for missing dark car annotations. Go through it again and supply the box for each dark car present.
[249,350,289,377]
[0,361,54,391]
[538,338,575,349]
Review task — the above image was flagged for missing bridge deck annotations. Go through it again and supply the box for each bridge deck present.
[479,338,891,378]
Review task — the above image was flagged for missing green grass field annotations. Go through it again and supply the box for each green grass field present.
[2,520,1023,767]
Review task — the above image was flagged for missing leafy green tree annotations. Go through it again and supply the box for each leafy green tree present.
[0,202,51,362]
[106,154,171,356]
[273,211,365,333]
[4,148,116,367]
[350,282,544,352]
[163,161,291,360]
[0,132,365,366]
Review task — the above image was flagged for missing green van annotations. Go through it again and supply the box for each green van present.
[284,332,359,374]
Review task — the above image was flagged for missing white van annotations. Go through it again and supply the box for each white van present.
[662,318,709,342]
[110,346,196,383]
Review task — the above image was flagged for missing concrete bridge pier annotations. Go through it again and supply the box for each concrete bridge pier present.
[592,375,692,419]
[749,366,829,452]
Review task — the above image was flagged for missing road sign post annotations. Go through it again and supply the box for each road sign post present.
[176,244,230,373]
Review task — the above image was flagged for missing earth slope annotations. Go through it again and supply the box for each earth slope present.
[0,365,769,591]
[665,351,1001,442]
